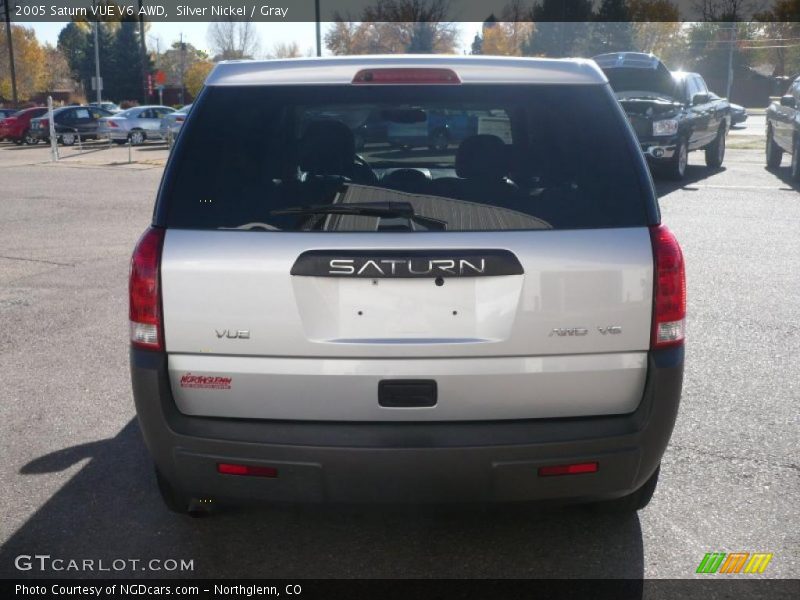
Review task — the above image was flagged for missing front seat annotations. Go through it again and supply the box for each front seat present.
[297,120,376,187]
[431,134,518,204]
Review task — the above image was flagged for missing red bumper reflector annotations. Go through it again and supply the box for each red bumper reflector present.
[538,462,599,477]
[217,463,278,478]
[352,68,461,84]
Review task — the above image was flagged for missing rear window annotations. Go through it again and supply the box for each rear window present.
[158,84,651,232]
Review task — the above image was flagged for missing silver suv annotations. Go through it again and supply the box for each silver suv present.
[129,56,685,515]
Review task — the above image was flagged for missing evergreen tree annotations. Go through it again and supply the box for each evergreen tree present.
[586,0,634,56]
[109,20,146,103]
[523,0,594,57]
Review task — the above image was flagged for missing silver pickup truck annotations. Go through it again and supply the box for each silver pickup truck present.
[129,55,685,516]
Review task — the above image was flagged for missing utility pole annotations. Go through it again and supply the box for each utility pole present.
[315,0,321,57]
[92,0,102,103]
[2,0,18,106]
[726,24,737,100]
[138,0,148,104]
[179,32,185,105]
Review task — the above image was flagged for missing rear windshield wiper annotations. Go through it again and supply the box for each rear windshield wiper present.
[270,201,447,230]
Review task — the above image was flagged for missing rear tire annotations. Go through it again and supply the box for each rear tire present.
[664,139,688,180]
[705,125,726,168]
[588,465,660,514]
[766,127,783,169]
[792,138,800,182]
[129,129,145,145]
[61,132,76,146]
[24,129,38,145]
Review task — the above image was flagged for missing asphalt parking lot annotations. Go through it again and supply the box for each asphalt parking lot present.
[0,141,798,580]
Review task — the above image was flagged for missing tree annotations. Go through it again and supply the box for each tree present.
[585,0,634,56]
[267,41,303,59]
[325,0,459,55]
[157,41,208,88]
[476,2,534,56]
[523,0,594,57]
[42,44,74,94]
[108,19,149,102]
[753,0,800,76]
[207,20,260,60]
[629,1,684,62]
[184,60,214,97]
[0,25,46,102]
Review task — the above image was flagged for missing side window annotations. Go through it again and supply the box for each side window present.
[686,77,699,101]
[793,80,800,101]
[74,108,91,120]
[137,110,150,119]
[694,76,708,95]
[59,109,74,122]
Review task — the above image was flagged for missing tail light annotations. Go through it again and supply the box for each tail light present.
[650,224,686,348]
[175,115,185,123]
[39,118,48,129]
[129,227,165,351]
[107,120,118,128]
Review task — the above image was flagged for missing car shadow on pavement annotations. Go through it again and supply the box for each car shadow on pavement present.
[1,419,645,583]
[653,165,725,197]
[770,166,800,191]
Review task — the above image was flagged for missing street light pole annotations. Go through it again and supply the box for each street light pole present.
[315,0,321,57]
[92,0,102,103]
[138,0,148,104]
[2,0,18,106]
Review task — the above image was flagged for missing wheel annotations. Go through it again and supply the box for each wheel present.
[24,129,39,145]
[13,137,23,146]
[766,127,783,169]
[129,129,145,145]
[588,465,661,514]
[705,125,726,168]
[791,138,800,182]
[663,139,688,180]
[428,129,448,152]
[61,132,76,146]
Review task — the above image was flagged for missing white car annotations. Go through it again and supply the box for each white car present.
[99,105,174,145]
[159,104,192,147]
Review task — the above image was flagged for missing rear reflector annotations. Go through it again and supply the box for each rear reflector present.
[129,227,165,351]
[649,224,686,348]
[217,463,278,478]
[352,68,460,85]
[538,462,599,477]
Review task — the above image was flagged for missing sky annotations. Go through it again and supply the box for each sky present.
[19,21,481,57]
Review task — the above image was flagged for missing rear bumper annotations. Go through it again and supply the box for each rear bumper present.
[131,347,683,504]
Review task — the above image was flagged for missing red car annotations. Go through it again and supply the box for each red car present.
[0,106,47,145]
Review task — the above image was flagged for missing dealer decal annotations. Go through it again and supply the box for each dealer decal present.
[180,373,232,390]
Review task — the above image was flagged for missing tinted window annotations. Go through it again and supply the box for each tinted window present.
[160,84,651,232]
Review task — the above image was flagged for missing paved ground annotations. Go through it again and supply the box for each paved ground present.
[0,143,797,580]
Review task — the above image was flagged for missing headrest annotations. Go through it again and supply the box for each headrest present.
[455,134,509,180]
[298,120,355,178]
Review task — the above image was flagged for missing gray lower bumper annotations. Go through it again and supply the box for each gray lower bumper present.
[131,347,683,504]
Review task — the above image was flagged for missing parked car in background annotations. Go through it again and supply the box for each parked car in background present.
[0,106,47,144]
[159,104,191,147]
[766,75,800,180]
[88,101,122,114]
[29,106,114,145]
[99,105,175,145]
[594,52,730,179]
[0,108,18,124]
[386,109,488,151]
[708,93,747,125]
